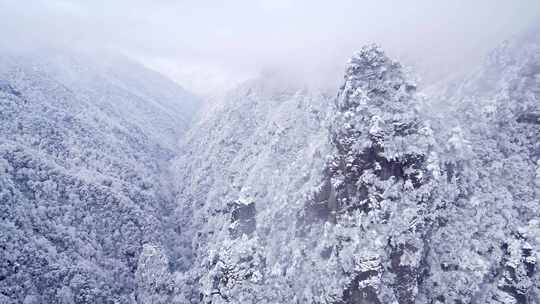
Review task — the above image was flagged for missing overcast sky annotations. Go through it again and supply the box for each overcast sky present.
[1,0,539,95]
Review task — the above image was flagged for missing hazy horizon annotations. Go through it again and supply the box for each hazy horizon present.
[1,0,539,95]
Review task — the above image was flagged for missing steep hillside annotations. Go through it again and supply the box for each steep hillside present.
[0,50,199,303]
[421,29,540,304]
[2,30,538,304]
[169,46,437,303]
[171,36,539,303]
[169,76,332,303]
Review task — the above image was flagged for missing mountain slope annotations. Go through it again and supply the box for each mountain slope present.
[0,49,199,304]
[2,30,539,304]
[170,76,332,303]
[169,46,438,303]
[421,29,540,304]
[171,35,539,303]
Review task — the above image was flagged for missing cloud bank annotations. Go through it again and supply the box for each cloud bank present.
[1,0,539,94]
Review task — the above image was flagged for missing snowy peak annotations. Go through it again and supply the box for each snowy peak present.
[334,45,427,161]
[337,45,418,131]
[297,46,437,303]
[343,45,416,96]
[345,44,395,79]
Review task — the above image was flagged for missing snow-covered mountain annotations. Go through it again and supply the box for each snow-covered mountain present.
[420,28,540,304]
[1,29,539,304]
[168,45,437,304]
[168,33,539,303]
[0,49,199,303]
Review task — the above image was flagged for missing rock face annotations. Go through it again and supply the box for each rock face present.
[0,49,198,304]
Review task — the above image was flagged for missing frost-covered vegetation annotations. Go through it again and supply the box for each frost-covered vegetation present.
[167,31,540,304]
[1,29,539,304]
[0,50,198,303]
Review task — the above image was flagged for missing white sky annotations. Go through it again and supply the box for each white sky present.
[1,0,539,95]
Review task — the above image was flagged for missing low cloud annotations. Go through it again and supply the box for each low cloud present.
[1,0,539,95]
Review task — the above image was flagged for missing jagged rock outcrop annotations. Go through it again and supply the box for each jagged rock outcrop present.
[300,44,438,304]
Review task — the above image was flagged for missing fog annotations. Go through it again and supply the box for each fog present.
[1,0,539,95]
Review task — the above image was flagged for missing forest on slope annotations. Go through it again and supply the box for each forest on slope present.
[1,28,539,304]
[167,29,540,304]
[0,49,199,303]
